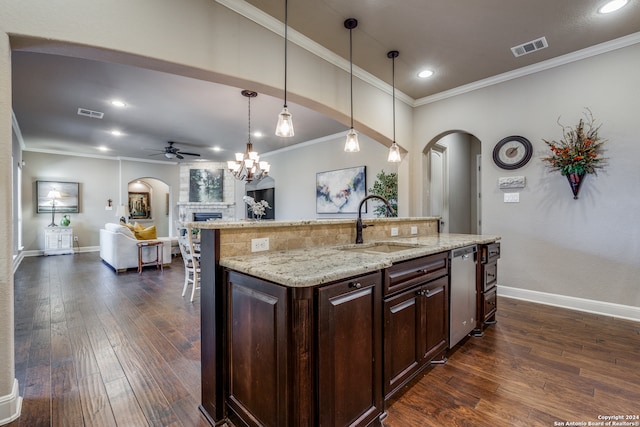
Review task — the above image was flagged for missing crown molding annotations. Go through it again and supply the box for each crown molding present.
[216,1,640,109]
[215,0,414,106]
[415,31,640,106]
[22,148,179,165]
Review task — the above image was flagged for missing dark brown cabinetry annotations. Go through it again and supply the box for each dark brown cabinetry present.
[318,273,382,427]
[383,252,449,399]
[226,270,383,427]
[477,242,500,330]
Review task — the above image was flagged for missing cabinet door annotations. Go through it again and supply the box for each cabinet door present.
[227,271,289,427]
[420,276,449,362]
[318,272,382,427]
[383,288,421,399]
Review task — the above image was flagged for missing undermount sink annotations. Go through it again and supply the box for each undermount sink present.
[340,243,421,254]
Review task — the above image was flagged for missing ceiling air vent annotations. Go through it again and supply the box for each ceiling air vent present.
[511,37,548,57]
[77,107,104,119]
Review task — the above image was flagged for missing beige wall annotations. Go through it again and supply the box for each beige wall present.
[412,43,640,308]
[21,152,179,250]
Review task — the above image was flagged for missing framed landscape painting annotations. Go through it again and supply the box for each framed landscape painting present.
[316,166,366,214]
[189,168,224,203]
[36,181,79,213]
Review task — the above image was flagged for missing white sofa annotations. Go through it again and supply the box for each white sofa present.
[100,223,174,273]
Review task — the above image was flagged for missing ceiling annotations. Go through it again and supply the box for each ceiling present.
[11,0,640,163]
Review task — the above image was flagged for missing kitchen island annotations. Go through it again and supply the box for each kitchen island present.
[187,219,499,427]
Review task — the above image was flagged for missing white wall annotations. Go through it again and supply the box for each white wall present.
[413,43,640,308]
[265,133,398,220]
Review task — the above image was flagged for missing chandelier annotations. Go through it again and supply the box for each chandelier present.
[227,90,271,182]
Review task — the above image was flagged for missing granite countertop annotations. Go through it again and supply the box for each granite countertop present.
[184,217,439,230]
[220,233,500,288]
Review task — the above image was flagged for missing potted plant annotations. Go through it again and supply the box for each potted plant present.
[542,109,608,199]
[368,170,398,217]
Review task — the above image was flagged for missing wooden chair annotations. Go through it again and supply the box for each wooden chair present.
[178,233,200,302]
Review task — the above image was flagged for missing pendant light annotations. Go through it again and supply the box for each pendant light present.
[387,50,401,163]
[228,90,271,182]
[344,18,359,152]
[275,0,295,137]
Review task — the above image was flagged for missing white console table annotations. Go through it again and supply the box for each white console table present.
[44,227,74,255]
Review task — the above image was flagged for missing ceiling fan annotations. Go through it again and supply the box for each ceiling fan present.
[150,141,201,160]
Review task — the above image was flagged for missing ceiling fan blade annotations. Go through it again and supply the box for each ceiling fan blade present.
[176,154,184,160]
[177,151,200,157]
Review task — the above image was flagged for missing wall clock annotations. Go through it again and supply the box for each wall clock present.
[492,135,533,170]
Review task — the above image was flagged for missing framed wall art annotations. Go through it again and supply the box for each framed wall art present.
[189,168,224,203]
[128,192,151,219]
[316,166,366,214]
[36,180,79,213]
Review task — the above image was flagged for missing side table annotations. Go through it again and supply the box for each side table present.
[137,241,164,273]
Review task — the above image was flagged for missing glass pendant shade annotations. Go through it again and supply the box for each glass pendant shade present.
[344,128,360,152]
[275,107,294,137]
[276,0,295,137]
[344,18,359,153]
[387,142,401,162]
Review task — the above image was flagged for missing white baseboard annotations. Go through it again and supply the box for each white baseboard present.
[0,379,22,425]
[498,286,640,322]
[12,253,25,274]
[22,246,100,258]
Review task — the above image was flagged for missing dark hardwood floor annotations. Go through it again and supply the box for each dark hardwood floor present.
[10,253,640,426]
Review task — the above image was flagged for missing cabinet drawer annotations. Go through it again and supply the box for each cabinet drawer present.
[384,252,448,296]
[483,288,497,322]
[483,262,498,291]
[480,242,500,264]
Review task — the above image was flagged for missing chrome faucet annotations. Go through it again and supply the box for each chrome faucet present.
[356,195,395,244]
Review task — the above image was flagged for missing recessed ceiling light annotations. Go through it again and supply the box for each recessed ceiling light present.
[111,100,126,107]
[211,146,222,152]
[599,0,628,13]
[253,131,264,138]
[110,130,122,136]
[97,146,110,152]
[418,69,434,79]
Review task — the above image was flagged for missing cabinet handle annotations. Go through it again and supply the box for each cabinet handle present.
[487,272,495,278]
[417,268,428,274]
[415,289,430,297]
[349,282,362,289]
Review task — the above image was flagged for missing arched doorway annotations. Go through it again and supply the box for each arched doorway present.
[423,132,481,234]
[127,177,171,237]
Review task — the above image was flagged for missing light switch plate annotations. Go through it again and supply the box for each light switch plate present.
[504,192,520,203]
[390,227,399,236]
[410,226,418,235]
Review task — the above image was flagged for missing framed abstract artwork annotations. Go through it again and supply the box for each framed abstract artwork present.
[316,166,366,214]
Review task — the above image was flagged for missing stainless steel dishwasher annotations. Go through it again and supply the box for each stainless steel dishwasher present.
[449,245,477,348]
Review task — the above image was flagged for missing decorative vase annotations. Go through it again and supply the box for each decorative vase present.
[566,172,585,200]
[60,215,71,226]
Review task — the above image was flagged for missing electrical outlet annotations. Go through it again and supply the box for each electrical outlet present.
[390,227,399,237]
[73,236,78,242]
[410,226,418,235]
[251,237,269,252]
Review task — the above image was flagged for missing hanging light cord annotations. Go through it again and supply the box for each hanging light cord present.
[349,25,354,129]
[391,54,396,142]
[247,93,252,142]
[283,0,288,108]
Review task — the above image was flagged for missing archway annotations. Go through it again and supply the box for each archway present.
[422,131,481,234]
[127,177,171,237]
